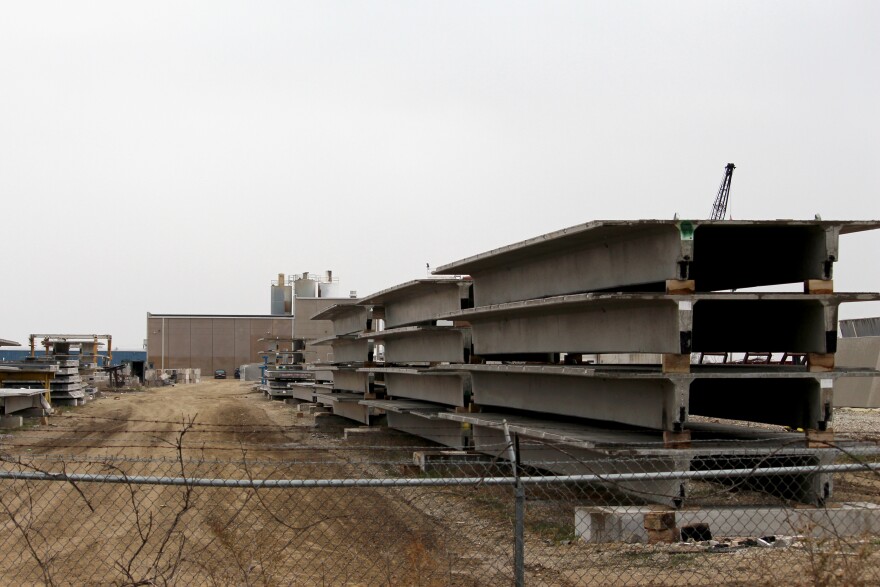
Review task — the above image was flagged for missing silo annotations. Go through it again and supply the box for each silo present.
[294,271,319,298]
[270,273,293,315]
[318,270,342,298]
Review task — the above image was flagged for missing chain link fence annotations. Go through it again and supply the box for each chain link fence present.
[2,430,880,586]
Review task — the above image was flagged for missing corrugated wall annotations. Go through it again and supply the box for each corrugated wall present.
[147,316,296,374]
[146,305,344,373]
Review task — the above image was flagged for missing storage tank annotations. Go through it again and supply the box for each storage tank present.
[319,270,342,297]
[294,271,319,298]
[270,273,293,315]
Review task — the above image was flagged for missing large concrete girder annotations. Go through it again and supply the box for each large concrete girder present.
[440,412,835,506]
[310,303,370,336]
[384,411,469,449]
[689,377,828,430]
[366,326,471,364]
[441,412,689,507]
[289,384,317,402]
[328,337,372,364]
[434,220,880,306]
[440,292,879,355]
[332,368,371,393]
[315,392,375,424]
[369,368,469,407]
[433,364,862,431]
[451,365,686,430]
[359,279,472,328]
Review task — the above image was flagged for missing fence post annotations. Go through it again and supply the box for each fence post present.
[514,434,525,587]
[503,420,525,587]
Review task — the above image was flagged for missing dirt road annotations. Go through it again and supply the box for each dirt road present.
[0,381,511,586]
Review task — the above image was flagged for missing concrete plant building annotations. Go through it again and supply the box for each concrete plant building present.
[146,272,356,374]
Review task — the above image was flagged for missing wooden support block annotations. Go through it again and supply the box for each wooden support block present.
[644,511,676,531]
[804,279,834,294]
[806,428,835,448]
[454,403,482,414]
[807,353,835,372]
[662,353,691,373]
[666,279,696,294]
[663,430,692,448]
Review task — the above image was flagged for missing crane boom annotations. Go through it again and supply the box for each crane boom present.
[710,163,736,220]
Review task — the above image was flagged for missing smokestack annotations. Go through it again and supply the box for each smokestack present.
[278,273,285,285]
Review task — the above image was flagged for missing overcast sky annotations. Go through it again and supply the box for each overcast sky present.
[2,1,878,349]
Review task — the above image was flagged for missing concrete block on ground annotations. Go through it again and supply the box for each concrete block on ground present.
[0,415,23,428]
[344,427,386,444]
[308,405,331,414]
[576,503,880,544]
[412,450,499,474]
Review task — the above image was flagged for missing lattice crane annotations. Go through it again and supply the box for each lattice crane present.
[710,163,736,220]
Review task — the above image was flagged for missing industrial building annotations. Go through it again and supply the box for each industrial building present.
[146,272,355,375]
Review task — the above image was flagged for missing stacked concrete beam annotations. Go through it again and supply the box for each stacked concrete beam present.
[307,302,380,424]
[434,220,880,435]
[421,219,879,505]
[261,338,313,400]
[320,279,474,445]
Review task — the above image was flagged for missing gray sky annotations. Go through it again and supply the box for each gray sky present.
[2,1,878,349]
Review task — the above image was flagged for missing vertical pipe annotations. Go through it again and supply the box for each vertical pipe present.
[161,318,165,372]
[502,422,525,587]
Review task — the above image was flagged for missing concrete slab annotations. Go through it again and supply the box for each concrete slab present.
[440,292,878,355]
[575,503,880,543]
[360,279,472,328]
[433,220,880,305]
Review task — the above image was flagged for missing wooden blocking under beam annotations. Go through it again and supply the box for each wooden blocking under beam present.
[804,279,834,294]
[806,428,835,448]
[666,279,696,294]
[807,353,835,372]
[644,511,679,544]
[662,353,691,373]
[663,430,692,448]
[454,403,482,414]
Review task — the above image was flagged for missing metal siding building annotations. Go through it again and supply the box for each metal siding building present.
[146,303,345,375]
